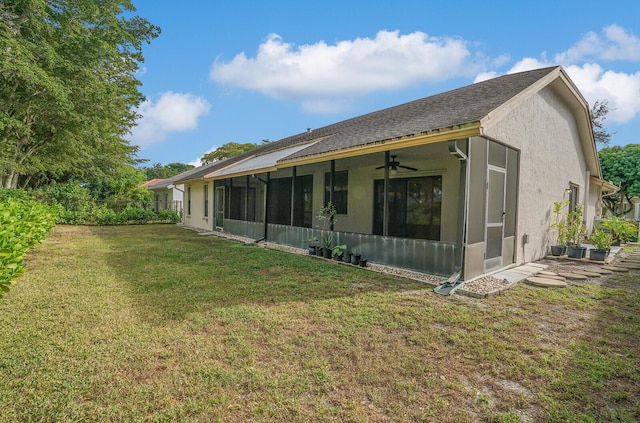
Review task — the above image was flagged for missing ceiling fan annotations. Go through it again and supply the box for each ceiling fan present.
[375,155,418,172]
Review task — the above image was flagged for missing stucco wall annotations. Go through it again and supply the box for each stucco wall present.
[484,87,592,264]
[183,180,213,231]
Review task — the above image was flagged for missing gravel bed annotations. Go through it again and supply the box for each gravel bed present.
[461,276,513,295]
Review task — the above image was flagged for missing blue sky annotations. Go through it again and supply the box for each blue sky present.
[129,0,640,167]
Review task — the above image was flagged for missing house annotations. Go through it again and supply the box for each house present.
[145,176,186,215]
[174,66,615,281]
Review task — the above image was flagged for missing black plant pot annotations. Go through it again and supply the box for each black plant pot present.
[589,249,608,261]
[567,246,586,259]
[308,245,316,255]
[323,248,332,259]
[359,258,368,267]
[333,254,343,262]
[315,247,323,257]
[345,252,352,264]
[550,245,566,256]
[351,254,361,265]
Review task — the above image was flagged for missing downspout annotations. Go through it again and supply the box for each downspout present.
[435,139,470,296]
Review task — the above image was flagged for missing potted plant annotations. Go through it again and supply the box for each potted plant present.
[589,229,612,261]
[350,249,361,265]
[332,244,347,261]
[549,200,569,256]
[316,202,337,259]
[566,205,587,259]
[321,233,334,258]
[344,250,353,264]
[359,258,368,267]
[305,236,319,255]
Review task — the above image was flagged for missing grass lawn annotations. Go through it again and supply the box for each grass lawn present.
[0,225,638,422]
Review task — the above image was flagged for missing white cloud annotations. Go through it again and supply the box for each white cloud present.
[564,64,640,123]
[475,24,640,125]
[129,92,211,147]
[555,25,640,64]
[210,30,482,112]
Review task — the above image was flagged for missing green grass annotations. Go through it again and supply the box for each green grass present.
[0,225,638,422]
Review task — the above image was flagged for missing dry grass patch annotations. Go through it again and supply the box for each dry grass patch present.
[0,225,638,422]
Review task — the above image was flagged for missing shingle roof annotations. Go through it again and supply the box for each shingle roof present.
[142,178,166,188]
[284,66,560,160]
[177,66,561,181]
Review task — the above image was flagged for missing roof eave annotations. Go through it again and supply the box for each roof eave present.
[277,123,482,168]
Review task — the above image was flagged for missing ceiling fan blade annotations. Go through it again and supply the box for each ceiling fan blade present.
[375,165,386,170]
[399,165,418,171]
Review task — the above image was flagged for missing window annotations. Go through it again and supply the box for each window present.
[187,186,191,216]
[373,176,442,240]
[164,193,169,210]
[203,185,209,217]
[568,183,579,214]
[324,170,348,214]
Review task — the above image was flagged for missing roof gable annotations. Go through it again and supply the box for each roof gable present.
[179,66,600,180]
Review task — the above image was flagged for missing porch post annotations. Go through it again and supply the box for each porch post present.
[383,151,390,236]
[290,166,297,226]
[448,139,470,279]
[245,175,249,221]
[330,160,335,231]
[264,172,271,240]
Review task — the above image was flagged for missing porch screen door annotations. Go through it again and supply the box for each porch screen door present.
[485,166,506,271]
[215,186,224,230]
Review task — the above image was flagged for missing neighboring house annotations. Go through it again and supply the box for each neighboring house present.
[174,66,615,281]
[145,177,185,214]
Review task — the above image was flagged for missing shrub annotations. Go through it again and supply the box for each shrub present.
[157,208,181,223]
[0,197,56,297]
[598,217,638,244]
[90,205,121,225]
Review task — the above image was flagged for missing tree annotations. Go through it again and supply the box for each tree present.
[200,142,259,164]
[598,144,640,216]
[590,100,613,146]
[142,162,194,180]
[0,0,160,189]
[200,140,271,164]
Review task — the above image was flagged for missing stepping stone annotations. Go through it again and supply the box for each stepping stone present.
[601,266,630,272]
[526,277,568,288]
[574,270,605,277]
[557,272,589,280]
[587,268,613,274]
[615,263,640,269]
[538,270,559,276]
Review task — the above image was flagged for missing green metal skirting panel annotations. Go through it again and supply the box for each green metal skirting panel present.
[267,224,457,276]
[223,219,264,239]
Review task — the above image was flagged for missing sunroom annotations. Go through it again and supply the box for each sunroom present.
[203,136,519,280]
